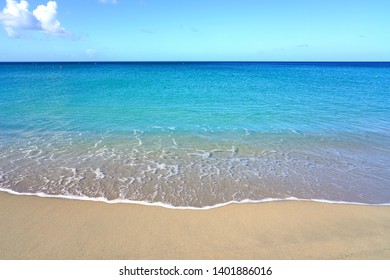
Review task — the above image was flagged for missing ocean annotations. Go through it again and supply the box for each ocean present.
[0,62,389,208]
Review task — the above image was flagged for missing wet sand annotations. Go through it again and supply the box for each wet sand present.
[0,191,389,259]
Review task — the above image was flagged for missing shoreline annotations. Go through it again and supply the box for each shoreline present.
[1,188,389,210]
[0,191,389,259]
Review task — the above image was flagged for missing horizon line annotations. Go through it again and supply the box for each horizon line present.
[1,60,390,63]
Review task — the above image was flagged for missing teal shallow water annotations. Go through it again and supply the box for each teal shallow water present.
[0,62,389,207]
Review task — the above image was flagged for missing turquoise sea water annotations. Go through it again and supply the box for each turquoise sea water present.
[0,62,389,207]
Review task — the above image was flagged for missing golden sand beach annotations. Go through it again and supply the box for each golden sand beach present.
[0,191,389,259]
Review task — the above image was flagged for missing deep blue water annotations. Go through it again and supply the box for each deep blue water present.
[0,62,389,207]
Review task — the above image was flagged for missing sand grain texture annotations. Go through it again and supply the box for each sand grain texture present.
[0,192,389,259]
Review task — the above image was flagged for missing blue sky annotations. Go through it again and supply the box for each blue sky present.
[0,0,389,61]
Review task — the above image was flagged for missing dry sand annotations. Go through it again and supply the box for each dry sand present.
[0,191,389,259]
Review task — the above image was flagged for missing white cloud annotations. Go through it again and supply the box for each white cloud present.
[0,0,38,37]
[0,0,69,38]
[33,1,65,35]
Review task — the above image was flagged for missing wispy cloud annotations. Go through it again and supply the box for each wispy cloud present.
[98,0,117,4]
[0,0,70,38]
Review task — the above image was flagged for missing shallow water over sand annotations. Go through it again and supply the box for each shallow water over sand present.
[1,62,389,207]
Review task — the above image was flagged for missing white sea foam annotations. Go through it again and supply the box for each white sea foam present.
[93,168,105,179]
[188,151,211,159]
[93,140,102,148]
[1,188,388,211]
